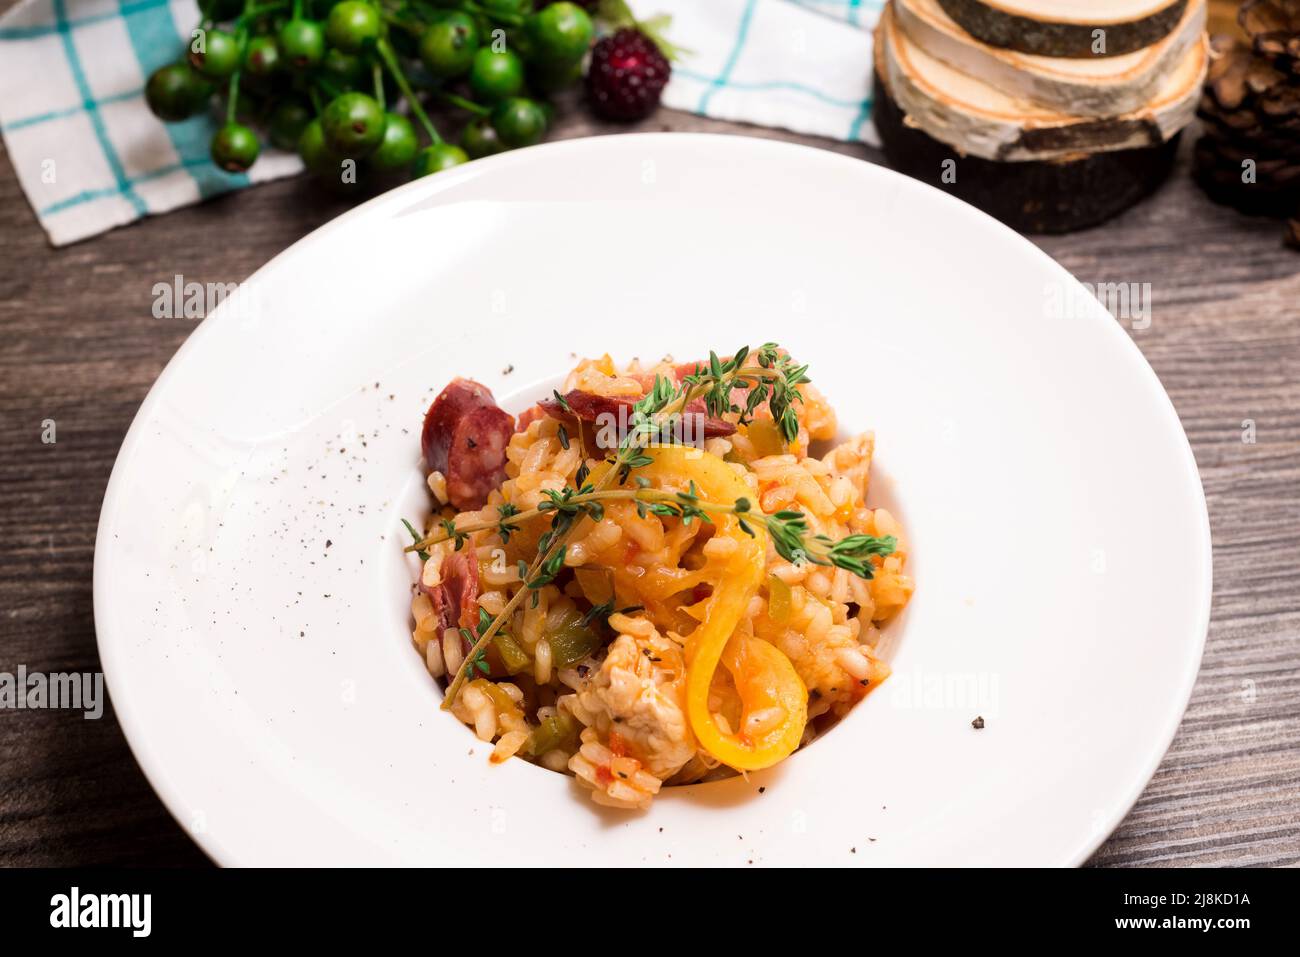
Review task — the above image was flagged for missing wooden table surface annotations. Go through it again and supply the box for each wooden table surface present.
[2,28,1298,868]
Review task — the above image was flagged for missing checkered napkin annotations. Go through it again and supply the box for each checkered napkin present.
[654,0,880,145]
[0,0,879,246]
[0,0,302,245]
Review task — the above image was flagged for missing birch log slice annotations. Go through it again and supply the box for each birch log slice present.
[937,0,1189,57]
[872,60,1180,232]
[896,0,1206,116]
[879,3,1207,162]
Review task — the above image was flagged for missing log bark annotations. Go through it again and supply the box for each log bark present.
[936,0,1188,57]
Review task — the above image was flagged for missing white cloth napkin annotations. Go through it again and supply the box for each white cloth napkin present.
[0,0,880,245]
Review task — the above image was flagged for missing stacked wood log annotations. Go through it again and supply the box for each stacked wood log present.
[874,1,1209,232]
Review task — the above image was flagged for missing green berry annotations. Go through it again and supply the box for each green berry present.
[268,98,314,151]
[468,47,525,102]
[369,113,419,171]
[298,118,341,176]
[321,91,386,156]
[460,117,507,158]
[411,143,470,178]
[419,12,480,79]
[145,63,211,121]
[525,2,593,67]
[211,123,260,173]
[189,29,241,78]
[319,46,367,88]
[243,35,281,76]
[326,1,382,53]
[278,19,327,70]
[491,97,547,148]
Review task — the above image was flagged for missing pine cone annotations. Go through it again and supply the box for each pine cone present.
[1194,36,1300,216]
[1240,0,1300,76]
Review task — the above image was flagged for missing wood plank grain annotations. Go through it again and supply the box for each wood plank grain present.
[0,15,1296,866]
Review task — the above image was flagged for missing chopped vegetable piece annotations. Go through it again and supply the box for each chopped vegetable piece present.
[636,447,807,771]
[745,418,787,457]
[527,711,578,757]
[547,607,604,668]
[767,573,792,626]
[472,678,522,721]
[492,633,531,675]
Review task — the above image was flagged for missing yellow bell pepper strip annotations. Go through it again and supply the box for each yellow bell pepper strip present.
[743,418,787,458]
[635,446,808,771]
[721,632,808,760]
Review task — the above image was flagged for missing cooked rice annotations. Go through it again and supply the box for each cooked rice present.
[410,353,914,808]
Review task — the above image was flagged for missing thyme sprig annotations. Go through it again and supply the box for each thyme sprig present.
[458,607,495,678]
[679,344,811,444]
[438,344,825,709]
[401,518,430,562]
[441,509,571,708]
[415,486,896,581]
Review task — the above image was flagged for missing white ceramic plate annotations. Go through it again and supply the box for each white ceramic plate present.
[94,133,1211,867]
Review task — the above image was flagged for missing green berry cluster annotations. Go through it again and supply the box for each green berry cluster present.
[145,0,598,185]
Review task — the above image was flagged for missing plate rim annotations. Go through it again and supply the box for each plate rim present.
[92,132,1213,867]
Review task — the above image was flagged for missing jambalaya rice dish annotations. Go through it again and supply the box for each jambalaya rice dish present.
[405,345,914,809]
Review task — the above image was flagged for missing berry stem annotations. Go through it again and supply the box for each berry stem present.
[226,71,240,124]
[440,0,524,27]
[237,1,289,21]
[313,75,345,99]
[434,89,490,117]
[372,61,385,110]
[226,29,249,125]
[381,10,424,37]
[375,37,442,144]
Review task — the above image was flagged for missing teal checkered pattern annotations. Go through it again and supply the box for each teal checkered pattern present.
[790,0,887,27]
[651,0,880,145]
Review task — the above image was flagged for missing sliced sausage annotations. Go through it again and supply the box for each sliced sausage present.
[514,403,547,433]
[422,549,481,658]
[439,550,481,632]
[421,378,515,510]
[446,405,514,509]
[421,378,495,474]
[539,389,736,441]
